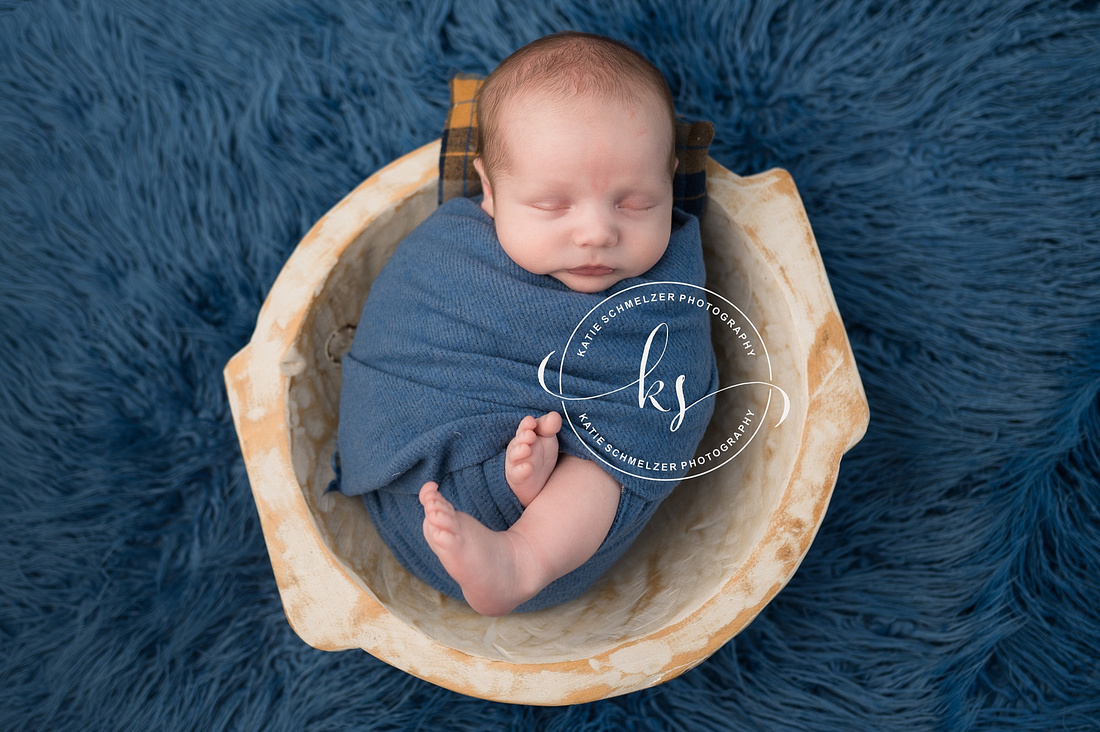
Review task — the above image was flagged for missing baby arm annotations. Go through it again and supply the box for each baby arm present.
[420,413,621,616]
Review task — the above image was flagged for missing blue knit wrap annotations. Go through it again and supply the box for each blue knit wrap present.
[335,196,718,611]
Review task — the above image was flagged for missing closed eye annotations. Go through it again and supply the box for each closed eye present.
[529,202,570,212]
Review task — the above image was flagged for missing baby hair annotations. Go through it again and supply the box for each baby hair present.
[475,31,677,184]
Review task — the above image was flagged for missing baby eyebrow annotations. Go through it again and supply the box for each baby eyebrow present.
[617,193,660,207]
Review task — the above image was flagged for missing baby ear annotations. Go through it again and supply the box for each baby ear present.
[473,157,495,217]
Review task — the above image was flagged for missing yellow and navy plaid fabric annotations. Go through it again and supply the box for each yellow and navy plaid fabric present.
[438,72,714,218]
[438,73,486,204]
[671,117,714,218]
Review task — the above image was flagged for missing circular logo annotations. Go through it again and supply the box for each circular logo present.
[538,281,789,482]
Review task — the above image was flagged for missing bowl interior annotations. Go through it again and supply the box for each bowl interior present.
[283,178,806,663]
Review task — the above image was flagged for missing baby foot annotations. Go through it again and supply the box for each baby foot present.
[505,412,562,507]
[419,482,539,616]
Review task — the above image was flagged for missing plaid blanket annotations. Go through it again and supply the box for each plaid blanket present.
[438,72,714,217]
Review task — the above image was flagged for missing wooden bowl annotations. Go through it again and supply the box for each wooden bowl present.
[224,140,868,705]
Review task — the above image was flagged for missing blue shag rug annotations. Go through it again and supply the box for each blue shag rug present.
[3,1,1099,729]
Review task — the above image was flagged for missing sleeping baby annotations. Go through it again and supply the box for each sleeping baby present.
[334,31,718,615]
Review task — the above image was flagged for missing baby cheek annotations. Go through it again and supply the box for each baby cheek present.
[641,223,673,268]
[496,220,551,272]
[495,211,529,248]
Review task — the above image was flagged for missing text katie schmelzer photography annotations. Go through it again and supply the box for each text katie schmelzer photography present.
[573,289,760,358]
[538,281,790,482]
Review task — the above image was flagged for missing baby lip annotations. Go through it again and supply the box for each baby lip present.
[567,265,615,275]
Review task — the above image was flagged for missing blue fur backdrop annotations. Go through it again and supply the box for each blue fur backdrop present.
[2,0,1098,729]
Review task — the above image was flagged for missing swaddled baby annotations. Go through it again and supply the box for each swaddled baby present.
[335,31,718,615]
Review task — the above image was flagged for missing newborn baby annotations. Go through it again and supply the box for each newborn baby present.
[335,31,717,615]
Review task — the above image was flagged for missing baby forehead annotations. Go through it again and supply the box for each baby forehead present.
[491,91,674,150]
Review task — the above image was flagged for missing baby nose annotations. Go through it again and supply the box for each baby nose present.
[573,206,618,248]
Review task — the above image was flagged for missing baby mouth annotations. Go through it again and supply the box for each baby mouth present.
[567,265,615,276]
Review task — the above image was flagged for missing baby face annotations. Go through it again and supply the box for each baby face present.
[474,92,675,294]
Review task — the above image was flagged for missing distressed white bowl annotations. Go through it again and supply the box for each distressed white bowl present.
[224,139,868,705]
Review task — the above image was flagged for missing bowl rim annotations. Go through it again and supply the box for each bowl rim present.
[224,139,869,705]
